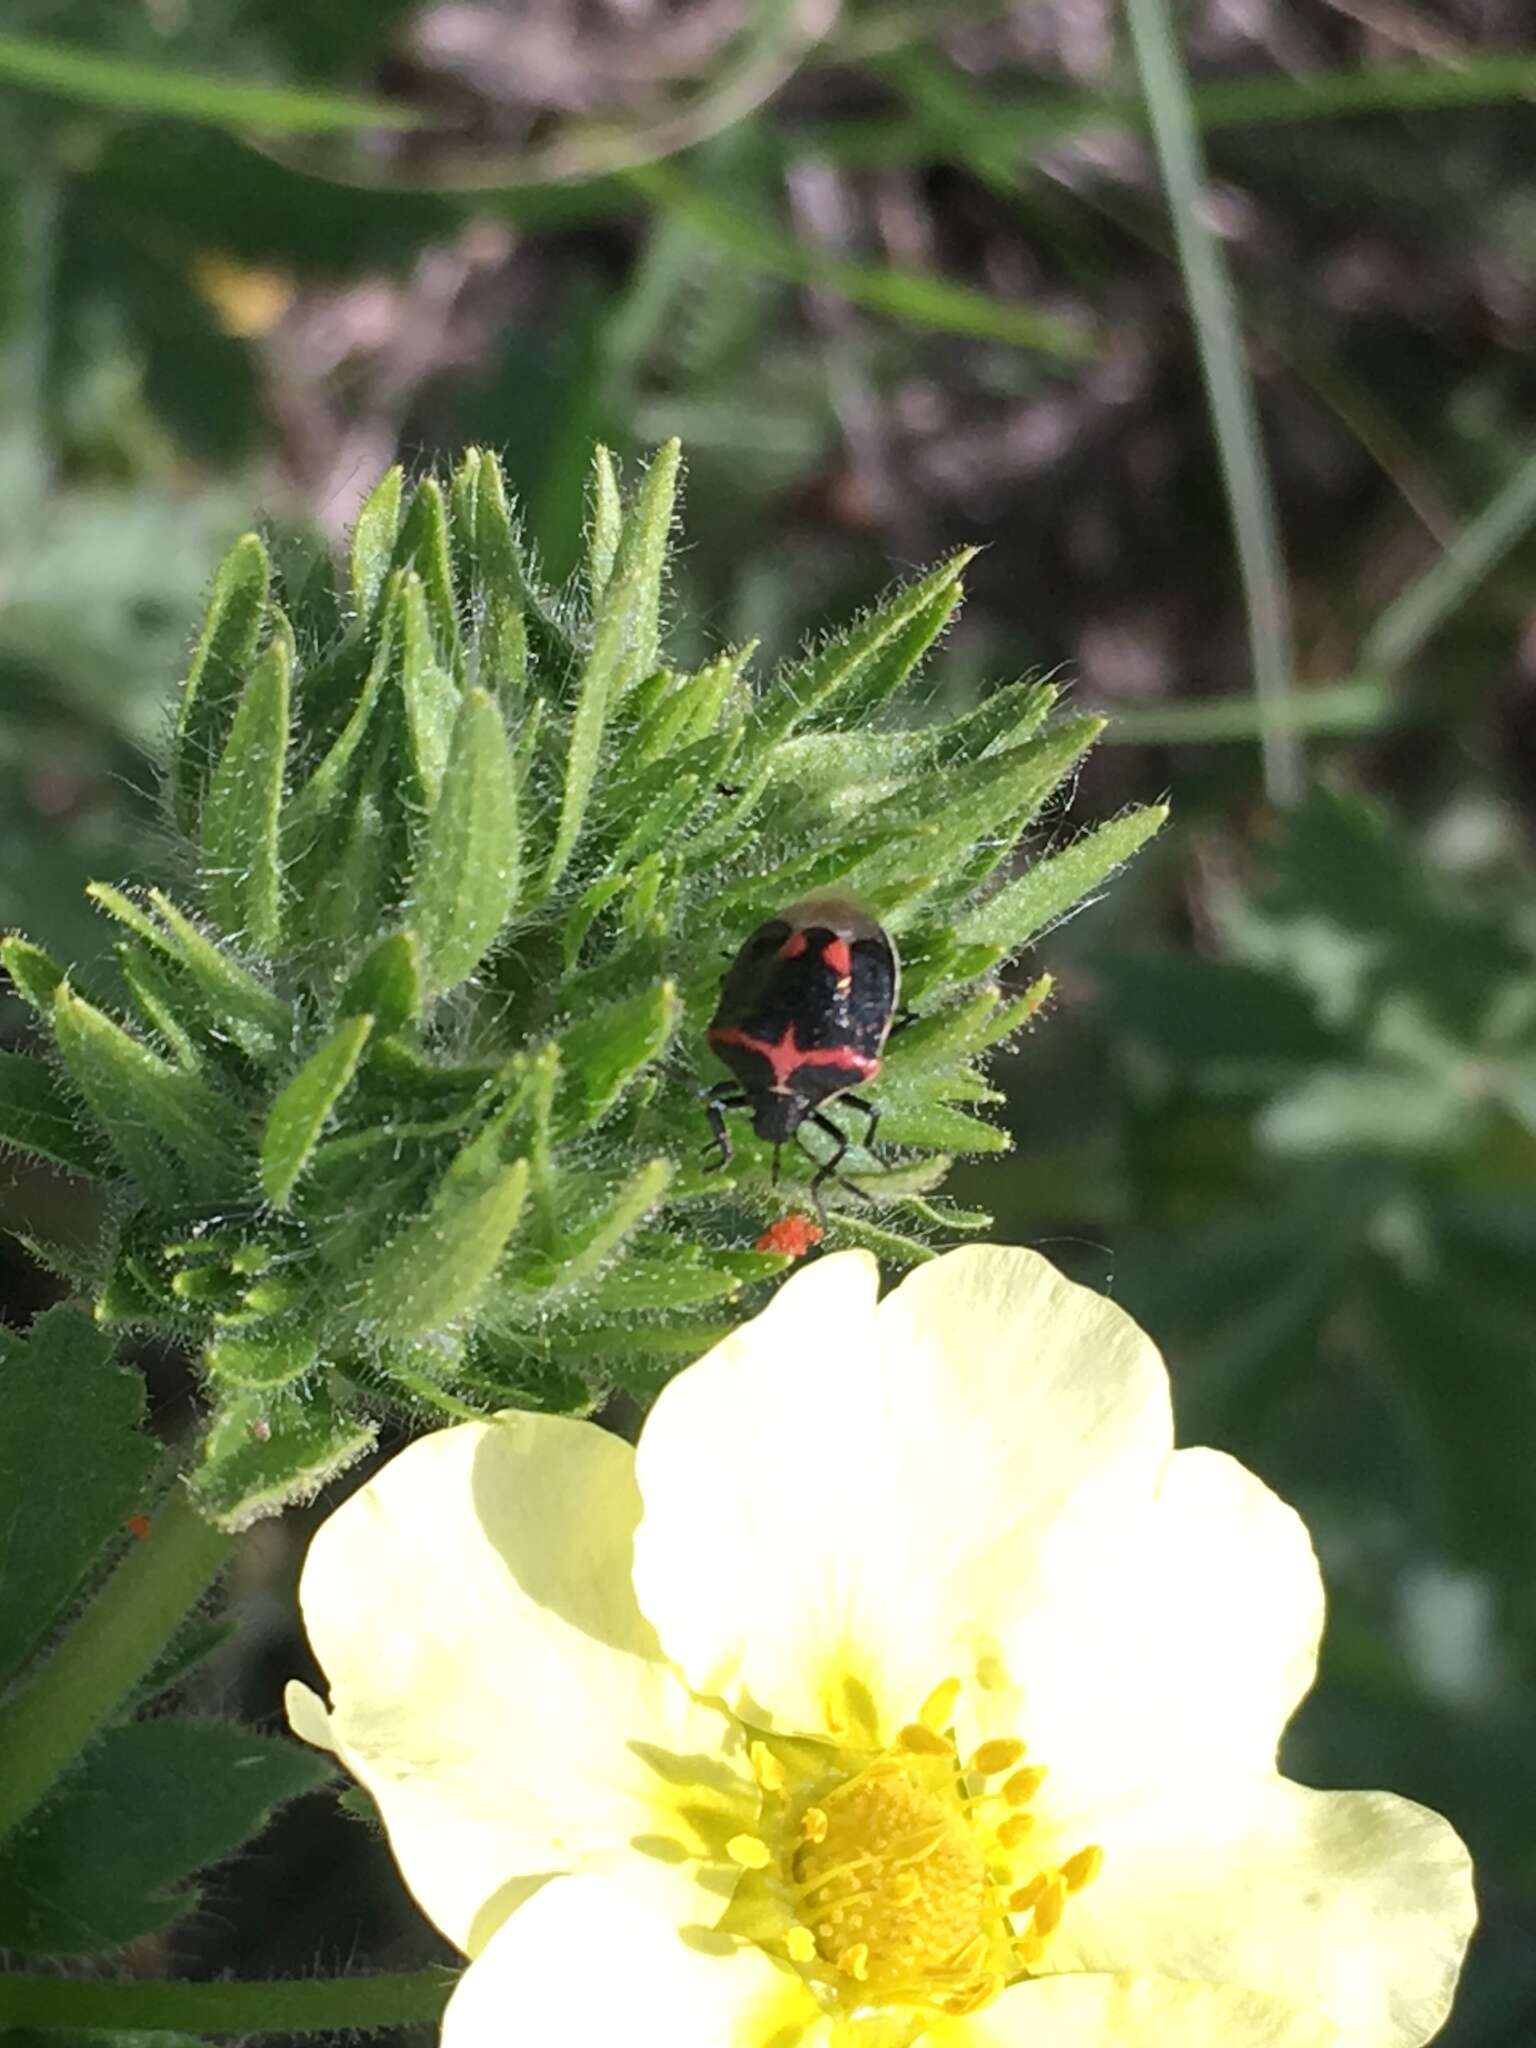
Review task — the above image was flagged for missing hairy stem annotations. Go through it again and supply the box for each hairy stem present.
[0,1487,233,1840]
[0,1968,456,2033]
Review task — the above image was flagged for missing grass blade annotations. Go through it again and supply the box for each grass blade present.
[0,33,421,133]
[1124,0,1301,804]
[1363,448,1536,674]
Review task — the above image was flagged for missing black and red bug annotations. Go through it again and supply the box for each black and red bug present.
[703,894,900,1201]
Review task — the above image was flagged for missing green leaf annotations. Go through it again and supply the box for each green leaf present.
[545,574,645,891]
[850,717,1105,901]
[282,582,402,860]
[201,635,290,953]
[415,688,520,993]
[874,1097,1012,1153]
[1,936,64,1015]
[52,987,241,1203]
[629,649,750,767]
[350,467,404,618]
[340,931,422,1036]
[0,1053,107,1177]
[188,1384,377,1528]
[955,805,1169,951]
[605,438,680,698]
[472,450,568,678]
[588,444,623,609]
[553,981,679,1139]
[0,1308,157,1691]
[144,893,290,1058]
[0,1717,332,1956]
[116,945,202,1071]
[205,1321,322,1390]
[392,479,462,682]
[355,1157,530,1340]
[511,1158,673,1293]
[930,678,1057,765]
[748,552,977,756]
[399,574,460,810]
[172,533,270,838]
[260,1014,374,1208]
[803,578,967,732]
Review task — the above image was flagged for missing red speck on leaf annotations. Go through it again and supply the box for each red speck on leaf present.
[754,1214,825,1260]
[125,1512,152,1540]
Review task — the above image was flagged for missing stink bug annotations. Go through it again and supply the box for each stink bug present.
[704,895,900,1200]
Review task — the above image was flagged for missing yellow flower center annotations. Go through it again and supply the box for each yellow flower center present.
[723,1680,1103,2021]
[793,1756,998,2002]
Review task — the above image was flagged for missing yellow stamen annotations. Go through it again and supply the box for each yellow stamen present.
[1061,1843,1104,1892]
[970,1737,1025,1775]
[1003,1764,1048,1806]
[948,1934,989,1974]
[1008,1874,1047,1914]
[838,1942,871,1982]
[947,1977,1001,2016]
[896,1722,952,1757]
[727,1833,772,1870]
[786,1926,817,1963]
[1032,1876,1068,1936]
[799,1805,829,1845]
[750,1741,787,1794]
[1016,1929,1048,1967]
[918,1677,962,1730]
[997,1811,1036,1849]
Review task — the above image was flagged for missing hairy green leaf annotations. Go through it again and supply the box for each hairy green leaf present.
[0,1053,107,1177]
[415,688,520,992]
[356,1156,530,1340]
[1,936,64,1015]
[0,1308,157,1689]
[0,1718,332,1956]
[349,466,404,618]
[340,931,423,1037]
[956,805,1169,951]
[189,1384,377,1528]
[261,1014,374,1208]
[52,988,241,1202]
[201,636,290,953]
[172,533,270,838]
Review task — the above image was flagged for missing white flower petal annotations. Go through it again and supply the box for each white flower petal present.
[290,1413,753,1955]
[633,1246,1171,1741]
[1006,1446,1325,1818]
[440,1877,829,2048]
[954,1972,1337,2048]
[1051,1779,1476,2048]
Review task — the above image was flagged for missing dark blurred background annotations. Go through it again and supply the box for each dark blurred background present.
[2,1,1534,2041]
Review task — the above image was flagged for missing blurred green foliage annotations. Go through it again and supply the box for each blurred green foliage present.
[1,0,1534,2040]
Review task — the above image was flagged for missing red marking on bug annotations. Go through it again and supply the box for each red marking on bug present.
[777,930,810,960]
[754,1214,824,1259]
[125,1512,152,1541]
[707,1024,879,1089]
[821,936,853,977]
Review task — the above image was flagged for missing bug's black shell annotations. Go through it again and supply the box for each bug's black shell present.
[707,913,899,1113]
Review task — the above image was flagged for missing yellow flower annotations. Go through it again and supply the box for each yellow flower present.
[286,1247,1475,2048]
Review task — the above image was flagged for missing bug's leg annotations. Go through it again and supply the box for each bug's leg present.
[771,1142,782,1188]
[841,1092,880,1152]
[803,1110,872,1216]
[701,1086,745,1171]
[888,1007,920,1038]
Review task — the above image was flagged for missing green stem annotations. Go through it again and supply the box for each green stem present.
[0,1488,233,1841]
[0,1968,455,2034]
